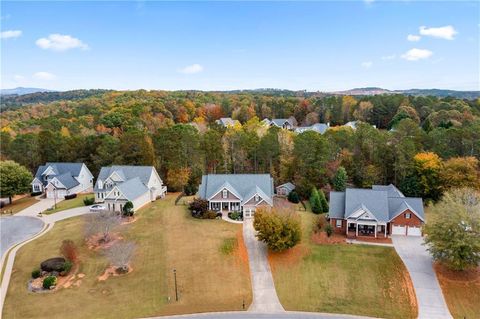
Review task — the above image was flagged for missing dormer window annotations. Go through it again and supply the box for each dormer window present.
[222,189,228,199]
[98,180,103,189]
[405,213,411,219]
[254,195,259,202]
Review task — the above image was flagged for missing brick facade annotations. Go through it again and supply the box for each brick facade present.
[389,209,423,234]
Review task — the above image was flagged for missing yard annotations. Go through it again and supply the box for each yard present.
[1,195,39,215]
[268,211,418,319]
[43,193,94,215]
[3,194,251,318]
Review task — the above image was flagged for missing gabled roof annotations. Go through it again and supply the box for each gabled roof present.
[345,189,390,222]
[109,177,149,201]
[372,184,405,198]
[34,162,84,180]
[50,173,80,190]
[198,174,274,205]
[295,123,329,134]
[270,119,293,127]
[276,182,295,192]
[344,121,358,129]
[96,166,154,187]
[328,191,345,219]
[243,186,273,206]
[216,117,240,127]
[388,197,425,221]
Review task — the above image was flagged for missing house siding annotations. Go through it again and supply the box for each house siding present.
[211,189,240,201]
[389,209,423,234]
[330,218,346,234]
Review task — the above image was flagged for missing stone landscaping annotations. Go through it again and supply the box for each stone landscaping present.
[28,257,73,293]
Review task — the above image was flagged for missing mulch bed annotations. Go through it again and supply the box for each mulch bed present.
[311,231,346,244]
[434,263,480,283]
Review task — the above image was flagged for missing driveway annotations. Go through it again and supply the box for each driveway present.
[243,219,284,313]
[147,311,378,319]
[15,197,60,218]
[392,236,452,319]
[0,216,45,258]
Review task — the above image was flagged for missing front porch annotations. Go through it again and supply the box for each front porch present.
[346,220,388,239]
[209,200,241,212]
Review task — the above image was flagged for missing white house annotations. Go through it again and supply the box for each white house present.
[32,162,93,199]
[276,182,296,196]
[295,123,330,134]
[94,165,167,213]
[197,174,274,218]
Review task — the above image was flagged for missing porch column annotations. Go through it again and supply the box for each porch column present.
[356,223,359,237]
[384,224,387,237]
[346,222,349,235]
[374,224,377,238]
[209,202,211,210]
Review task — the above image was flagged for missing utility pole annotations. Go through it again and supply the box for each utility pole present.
[173,268,178,301]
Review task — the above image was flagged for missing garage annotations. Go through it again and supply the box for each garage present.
[391,225,406,235]
[47,189,66,199]
[244,208,253,219]
[407,226,422,236]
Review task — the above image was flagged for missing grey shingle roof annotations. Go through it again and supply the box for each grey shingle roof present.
[34,162,84,180]
[372,184,405,198]
[216,118,239,127]
[276,182,295,192]
[388,197,425,221]
[113,177,149,201]
[270,119,292,127]
[295,123,329,134]
[54,173,80,190]
[345,189,390,222]
[328,192,345,219]
[95,166,154,189]
[198,174,274,205]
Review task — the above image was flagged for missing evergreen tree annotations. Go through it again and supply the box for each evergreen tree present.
[332,167,347,191]
[309,188,322,214]
[318,189,329,213]
[287,190,300,203]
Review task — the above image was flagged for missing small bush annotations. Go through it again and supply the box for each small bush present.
[31,269,41,279]
[64,193,77,200]
[228,211,242,221]
[184,183,198,196]
[316,215,327,232]
[31,191,43,197]
[287,190,300,203]
[42,276,57,289]
[203,210,218,219]
[189,198,209,218]
[83,197,95,205]
[325,224,333,237]
[122,201,134,217]
[254,208,301,252]
[62,260,73,274]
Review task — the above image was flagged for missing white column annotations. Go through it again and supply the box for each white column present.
[356,223,359,237]
[374,224,377,238]
[384,224,387,237]
[346,222,349,235]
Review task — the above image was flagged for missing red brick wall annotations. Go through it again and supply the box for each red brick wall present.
[389,209,423,233]
[330,218,346,234]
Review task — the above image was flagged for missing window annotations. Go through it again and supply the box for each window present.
[222,189,228,199]
[336,220,342,228]
[254,194,259,202]
[34,184,40,191]
[405,213,411,219]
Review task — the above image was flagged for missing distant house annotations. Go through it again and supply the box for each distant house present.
[32,162,93,199]
[94,166,167,213]
[295,123,330,134]
[197,174,274,218]
[215,117,240,128]
[276,182,296,196]
[343,121,376,130]
[267,118,295,130]
[328,184,424,238]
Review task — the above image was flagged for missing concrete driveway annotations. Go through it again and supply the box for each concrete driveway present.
[243,219,284,313]
[15,197,59,217]
[0,216,45,257]
[392,236,452,319]
[147,311,379,319]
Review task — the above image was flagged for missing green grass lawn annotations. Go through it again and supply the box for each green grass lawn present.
[3,194,252,318]
[44,193,94,214]
[1,196,39,215]
[269,211,417,319]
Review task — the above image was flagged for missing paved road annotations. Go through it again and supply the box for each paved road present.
[392,236,452,319]
[146,311,379,319]
[0,216,44,257]
[243,219,284,313]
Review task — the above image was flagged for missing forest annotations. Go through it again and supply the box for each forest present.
[1,90,479,202]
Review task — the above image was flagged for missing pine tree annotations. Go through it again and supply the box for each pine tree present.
[318,189,329,213]
[310,188,322,214]
[333,167,347,191]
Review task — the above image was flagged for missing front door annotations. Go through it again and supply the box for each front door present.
[222,202,229,211]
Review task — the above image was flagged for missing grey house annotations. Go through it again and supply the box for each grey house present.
[295,123,330,134]
[197,174,274,218]
[215,117,240,128]
[276,182,296,196]
[94,165,167,213]
[264,118,295,130]
[32,162,93,199]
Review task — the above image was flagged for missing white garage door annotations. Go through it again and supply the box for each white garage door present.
[407,226,422,236]
[47,190,66,199]
[392,225,406,235]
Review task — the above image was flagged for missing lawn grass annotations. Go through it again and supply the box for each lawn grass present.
[44,193,94,214]
[3,194,252,318]
[1,196,39,215]
[435,265,480,319]
[269,211,417,319]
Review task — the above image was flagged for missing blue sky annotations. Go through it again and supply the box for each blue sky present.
[1,1,479,91]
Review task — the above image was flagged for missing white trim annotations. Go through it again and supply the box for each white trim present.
[389,204,425,222]
[208,183,242,201]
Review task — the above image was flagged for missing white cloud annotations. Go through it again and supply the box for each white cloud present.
[1,30,22,39]
[407,34,421,42]
[33,71,56,80]
[364,0,375,4]
[361,61,373,69]
[36,34,89,51]
[178,64,204,74]
[381,54,396,60]
[13,74,25,82]
[419,25,457,40]
[401,48,433,61]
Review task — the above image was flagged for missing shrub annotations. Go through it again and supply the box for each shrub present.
[310,188,322,214]
[62,260,73,274]
[31,191,43,197]
[189,198,209,218]
[287,190,300,203]
[203,210,218,219]
[228,211,242,221]
[122,201,134,217]
[318,190,329,213]
[254,208,301,252]
[325,224,333,237]
[64,193,77,200]
[42,276,57,289]
[60,240,78,262]
[316,215,327,232]
[31,269,41,279]
[41,257,66,272]
[184,183,198,196]
[83,197,95,205]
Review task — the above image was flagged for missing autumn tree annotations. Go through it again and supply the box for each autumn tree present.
[105,241,136,273]
[424,188,480,271]
[0,160,32,204]
[411,152,444,202]
[253,208,301,252]
[166,167,191,192]
[84,210,121,243]
[441,157,479,190]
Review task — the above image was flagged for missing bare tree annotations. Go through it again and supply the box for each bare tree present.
[84,210,121,243]
[105,241,136,273]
